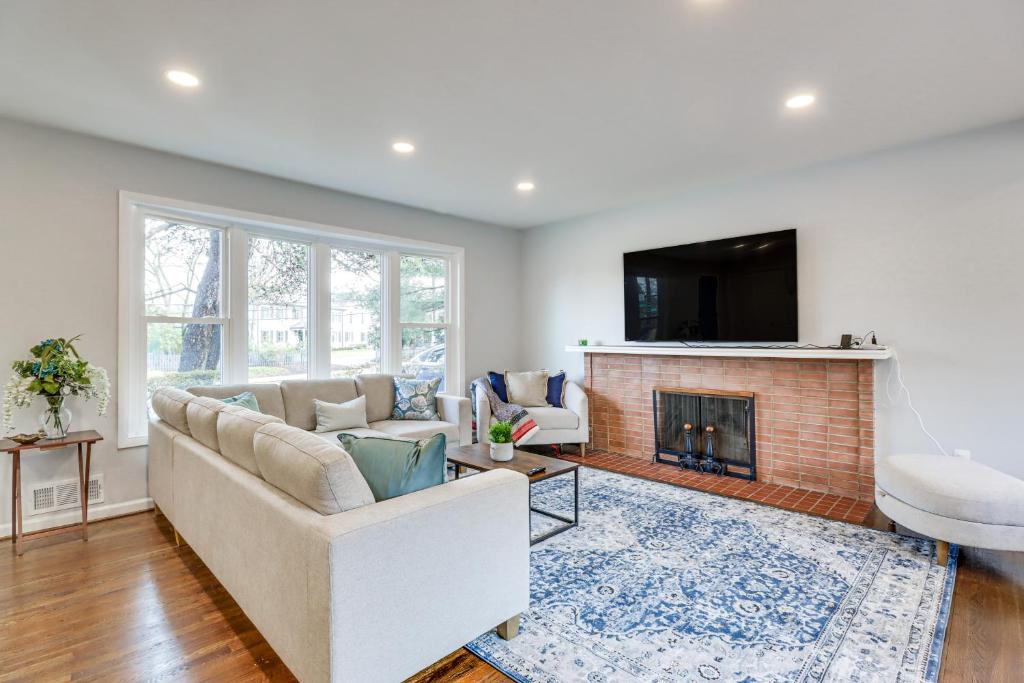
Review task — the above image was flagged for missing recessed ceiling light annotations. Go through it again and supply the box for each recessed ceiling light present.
[516,181,536,193]
[392,141,416,154]
[165,70,200,88]
[785,93,816,109]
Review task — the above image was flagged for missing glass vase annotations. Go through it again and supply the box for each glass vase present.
[38,395,72,439]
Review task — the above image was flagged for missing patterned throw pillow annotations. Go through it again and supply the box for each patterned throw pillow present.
[391,377,441,420]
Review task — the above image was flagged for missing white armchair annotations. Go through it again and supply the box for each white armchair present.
[477,380,590,456]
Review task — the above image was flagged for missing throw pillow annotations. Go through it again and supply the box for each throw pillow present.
[338,433,447,502]
[392,377,441,420]
[505,370,550,407]
[314,395,370,433]
[546,370,567,408]
[487,370,509,402]
[220,391,260,412]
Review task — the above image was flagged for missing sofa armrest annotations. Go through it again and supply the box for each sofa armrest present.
[435,393,472,446]
[313,470,530,682]
[564,381,589,440]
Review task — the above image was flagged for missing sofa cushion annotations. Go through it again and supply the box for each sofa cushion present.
[876,454,1024,527]
[217,405,284,475]
[338,433,447,502]
[189,384,286,421]
[314,395,369,433]
[525,406,579,431]
[253,422,374,515]
[505,370,550,407]
[280,378,359,430]
[356,374,397,423]
[392,377,441,420]
[370,419,459,443]
[151,387,194,435]
[185,396,228,452]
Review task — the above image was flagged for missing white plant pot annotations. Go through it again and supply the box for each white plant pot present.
[489,442,514,461]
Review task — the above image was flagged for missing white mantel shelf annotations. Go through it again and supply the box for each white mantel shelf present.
[565,344,893,360]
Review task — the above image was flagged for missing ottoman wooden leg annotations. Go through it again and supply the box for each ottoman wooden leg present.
[496,614,520,640]
[935,540,949,566]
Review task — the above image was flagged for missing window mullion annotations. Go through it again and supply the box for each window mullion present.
[383,251,401,375]
[226,226,249,384]
[311,243,332,378]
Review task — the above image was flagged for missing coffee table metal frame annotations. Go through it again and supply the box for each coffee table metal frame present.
[450,458,579,545]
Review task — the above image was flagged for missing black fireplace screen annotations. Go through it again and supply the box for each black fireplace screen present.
[653,388,756,480]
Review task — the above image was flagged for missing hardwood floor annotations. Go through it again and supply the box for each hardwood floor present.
[2,505,1022,681]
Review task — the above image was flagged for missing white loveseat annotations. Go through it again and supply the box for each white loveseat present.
[148,375,529,683]
[476,379,590,455]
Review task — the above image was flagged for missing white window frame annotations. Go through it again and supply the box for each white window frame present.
[395,254,453,390]
[118,191,465,448]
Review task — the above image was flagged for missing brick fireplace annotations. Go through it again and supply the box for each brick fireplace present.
[582,351,878,501]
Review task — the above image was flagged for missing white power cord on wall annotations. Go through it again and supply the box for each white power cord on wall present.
[885,350,949,456]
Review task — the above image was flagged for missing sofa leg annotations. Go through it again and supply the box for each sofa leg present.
[580,443,587,458]
[935,539,949,566]
[887,519,896,532]
[153,504,162,518]
[174,528,182,548]
[496,614,520,640]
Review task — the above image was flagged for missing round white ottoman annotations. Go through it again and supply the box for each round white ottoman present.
[875,454,1024,564]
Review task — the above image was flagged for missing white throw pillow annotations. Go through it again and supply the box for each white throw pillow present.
[314,395,370,433]
[505,370,550,407]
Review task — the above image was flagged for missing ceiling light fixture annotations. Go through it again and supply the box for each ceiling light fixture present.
[785,93,816,109]
[392,141,416,154]
[165,70,201,88]
[516,181,536,193]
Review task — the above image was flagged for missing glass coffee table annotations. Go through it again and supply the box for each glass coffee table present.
[446,442,579,545]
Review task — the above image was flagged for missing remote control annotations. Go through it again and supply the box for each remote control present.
[526,466,546,476]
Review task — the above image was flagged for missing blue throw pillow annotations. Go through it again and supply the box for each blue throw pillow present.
[392,376,441,420]
[546,371,567,408]
[221,391,260,412]
[338,433,447,502]
[488,371,508,402]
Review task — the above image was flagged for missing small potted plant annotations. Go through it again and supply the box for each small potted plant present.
[489,421,514,461]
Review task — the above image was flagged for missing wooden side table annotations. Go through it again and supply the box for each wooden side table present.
[1,429,103,556]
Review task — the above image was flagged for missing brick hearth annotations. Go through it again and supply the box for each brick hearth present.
[584,353,876,501]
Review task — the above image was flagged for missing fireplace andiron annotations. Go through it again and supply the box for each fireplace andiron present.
[699,425,725,475]
[679,423,701,470]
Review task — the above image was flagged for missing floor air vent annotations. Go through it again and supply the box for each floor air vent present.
[28,474,103,516]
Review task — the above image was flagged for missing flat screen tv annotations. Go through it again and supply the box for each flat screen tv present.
[623,229,797,343]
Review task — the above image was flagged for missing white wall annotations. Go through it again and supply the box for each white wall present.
[522,120,1024,478]
[0,117,522,533]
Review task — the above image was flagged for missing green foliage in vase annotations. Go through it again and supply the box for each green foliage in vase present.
[3,335,110,431]
[489,421,513,444]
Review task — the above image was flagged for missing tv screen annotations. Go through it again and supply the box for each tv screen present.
[623,229,797,343]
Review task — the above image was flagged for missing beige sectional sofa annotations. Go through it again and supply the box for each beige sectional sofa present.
[148,374,529,683]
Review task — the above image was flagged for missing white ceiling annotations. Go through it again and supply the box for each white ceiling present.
[2,1,1023,228]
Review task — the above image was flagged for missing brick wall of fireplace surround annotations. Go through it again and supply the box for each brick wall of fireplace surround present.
[584,353,876,501]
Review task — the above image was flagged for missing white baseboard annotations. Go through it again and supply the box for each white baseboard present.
[0,497,154,538]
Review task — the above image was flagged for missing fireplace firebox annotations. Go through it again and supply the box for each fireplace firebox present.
[652,387,756,481]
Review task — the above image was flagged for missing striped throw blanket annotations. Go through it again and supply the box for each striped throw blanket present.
[471,377,540,445]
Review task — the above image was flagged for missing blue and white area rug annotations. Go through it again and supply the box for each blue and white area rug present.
[469,467,957,682]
